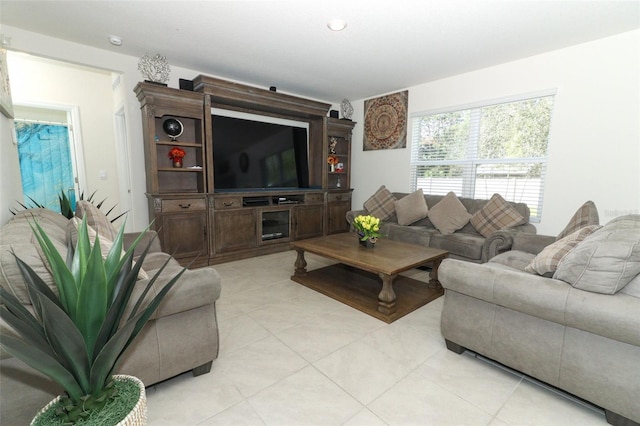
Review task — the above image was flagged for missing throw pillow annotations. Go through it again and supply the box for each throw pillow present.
[75,200,119,242]
[428,192,471,235]
[363,185,397,221]
[68,218,149,280]
[524,225,601,277]
[554,215,640,294]
[556,200,599,240]
[394,189,429,226]
[470,193,527,238]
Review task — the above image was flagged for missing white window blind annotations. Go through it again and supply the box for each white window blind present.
[410,92,555,222]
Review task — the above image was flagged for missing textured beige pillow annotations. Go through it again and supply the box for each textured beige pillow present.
[363,185,397,221]
[471,193,527,238]
[394,189,428,226]
[554,215,640,294]
[524,225,601,277]
[428,192,471,235]
[75,200,119,242]
[556,201,599,240]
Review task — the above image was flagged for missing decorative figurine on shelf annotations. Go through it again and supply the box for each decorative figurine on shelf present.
[327,154,339,173]
[138,53,171,86]
[341,99,354,120]
[168,147,186,168]
[162,118,183,141]
[329,136,338,154]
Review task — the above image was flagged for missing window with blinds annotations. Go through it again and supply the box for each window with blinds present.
[409,92,555,222]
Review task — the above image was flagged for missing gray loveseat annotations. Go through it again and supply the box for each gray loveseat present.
[439,215,640,426]
[347,191,536,263]
[0,208,222,424]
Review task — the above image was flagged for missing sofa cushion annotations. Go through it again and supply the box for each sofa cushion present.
[0,210,68,304]
[524,225,601,277]
[428,192,471,235]
[556,201,599,240]
[363,185,396,221]
[75,200,119,242]
[430,232,485,261]
[394,189,428,226]
[386,224,437,247]
[471,193,527,238]
[554,215,640,294]
[490,250,537,271]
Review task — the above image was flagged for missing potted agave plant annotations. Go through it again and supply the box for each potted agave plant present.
[0,217,185,425]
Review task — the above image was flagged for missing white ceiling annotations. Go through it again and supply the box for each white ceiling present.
[2,0,639,103]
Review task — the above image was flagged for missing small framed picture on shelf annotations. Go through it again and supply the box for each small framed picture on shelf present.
[335,163,344,172]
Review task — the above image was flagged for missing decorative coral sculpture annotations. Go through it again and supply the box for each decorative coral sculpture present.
[138,53,171,84]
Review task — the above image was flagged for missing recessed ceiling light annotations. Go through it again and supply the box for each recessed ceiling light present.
[327,19,347,31]
[108,35,122,46]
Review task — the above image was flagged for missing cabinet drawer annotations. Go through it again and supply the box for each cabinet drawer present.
[213,197,243,210]
[328,192,350,203]
[162,198,206,212]
[305,193,324,204]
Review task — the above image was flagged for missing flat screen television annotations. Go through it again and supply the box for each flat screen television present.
[211,110,309,191]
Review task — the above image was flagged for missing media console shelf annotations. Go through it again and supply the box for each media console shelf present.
[136,76,355,266]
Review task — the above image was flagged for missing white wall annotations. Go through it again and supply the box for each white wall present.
[351,30,640,235]
[0,114,22,225]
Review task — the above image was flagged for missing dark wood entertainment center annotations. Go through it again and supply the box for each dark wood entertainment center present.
[135,76,355,266]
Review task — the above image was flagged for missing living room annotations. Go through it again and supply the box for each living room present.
[1,2,639,425]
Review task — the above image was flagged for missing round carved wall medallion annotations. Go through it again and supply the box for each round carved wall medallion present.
[363,90,408,150]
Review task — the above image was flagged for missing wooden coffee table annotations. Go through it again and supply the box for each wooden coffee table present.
[290,233,449,323]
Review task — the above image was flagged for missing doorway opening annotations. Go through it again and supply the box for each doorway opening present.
[13,104,86,213]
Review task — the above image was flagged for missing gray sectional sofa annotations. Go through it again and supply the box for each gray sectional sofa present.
[439,215,640,426]
[0,208,222,424]
[347,190,536,263]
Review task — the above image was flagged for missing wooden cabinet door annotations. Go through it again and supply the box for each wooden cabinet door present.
[327,202,351,234]
[214,209,257,253]
[327,191,351,235]
[160,211,208,259]
[293,204,324,240]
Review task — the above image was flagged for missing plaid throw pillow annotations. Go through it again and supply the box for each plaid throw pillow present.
[524,225,601,276]
[363,185,397,221]
[471,193,527,237]
[556,201,599,240]
[75,200,119,242]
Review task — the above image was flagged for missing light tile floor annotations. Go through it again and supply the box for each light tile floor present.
[146,250,608,425]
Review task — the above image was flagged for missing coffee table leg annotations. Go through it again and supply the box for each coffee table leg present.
[378,273,397,315]
[294,248,307,276]
[428,256,445,290]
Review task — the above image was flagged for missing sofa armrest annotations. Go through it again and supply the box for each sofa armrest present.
[481,223,537,262]
[123,230,162,257]
[512,233,556,255]
[482,230,515,263]
[126,262,222,320]
[345,209,367,232]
